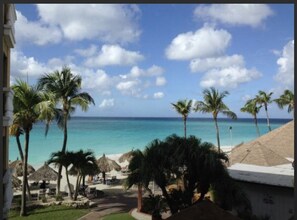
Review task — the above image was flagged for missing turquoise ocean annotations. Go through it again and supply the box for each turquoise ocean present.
[9,117,291,167]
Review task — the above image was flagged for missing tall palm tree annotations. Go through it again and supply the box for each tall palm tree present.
[12,80,50,216]
[240,99,262,137]
[125,150,146,212]
[48,151,74,199]
[69,150,98,201]
[255,90,273,132]
[9,124,32,199]
[171,99,192,138]
[194,87,237,152]
[38,66,95,194]
[274,90,294,119]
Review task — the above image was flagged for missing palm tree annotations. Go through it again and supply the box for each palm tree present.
[12,80,50,216]
[48,151,74,199]
[274,90,294,119]
[194,87,237,152]
[171,99,192,138]
[38,66,95,194]
[255,90,273,131]
[69,150,98,201]
[240,99,262,137]
[125,150,146,212]
[9,124,32,199]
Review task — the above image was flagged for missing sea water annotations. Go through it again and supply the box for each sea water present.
[9,117,291,167]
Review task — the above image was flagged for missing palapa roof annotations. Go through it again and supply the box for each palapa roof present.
[9,160,35,176]
[119,150,134,163]
[229,120,294,166]
[28,163,60,181]
[97,154,121,172]
[12,176,22,188]
[167,200,241,220]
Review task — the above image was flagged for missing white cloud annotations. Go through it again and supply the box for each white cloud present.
[99,99,114,109]
[153,92,164,99]
[165,25,231,60]
[274,40,294,89]
[81,69,112,91]
[116,80,142,97]
[15,10,62,46]
[84,44,144,67]
[75,45,98,57]
[190,54,245,73]
[200,66,262,89]
[10,50,50,78]
[37,4,141,44]
[128,65,164,78]
[194,4,273,27]
[156,77,167,86]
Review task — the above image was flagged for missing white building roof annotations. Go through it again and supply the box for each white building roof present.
[228,163,294,188]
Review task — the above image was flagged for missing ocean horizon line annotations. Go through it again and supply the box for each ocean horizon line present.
[71,116,292,121]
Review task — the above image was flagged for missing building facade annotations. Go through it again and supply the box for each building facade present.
[2,4,16,219]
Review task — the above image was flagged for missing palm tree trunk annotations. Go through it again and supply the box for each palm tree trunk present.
[65,168,73,199]
[265,105,271,131]
[254,115,260,137]
[103,172,106,184]
[20,131,30,216]
[57,113,68,195]
[73,174,81,201]
[16,135,24,160]
[137,183,142,212]
[214,117,221,152]
[183,117,187,139]
[16,136,31,199]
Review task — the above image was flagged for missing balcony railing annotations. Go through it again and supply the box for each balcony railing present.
[3,88,14,127]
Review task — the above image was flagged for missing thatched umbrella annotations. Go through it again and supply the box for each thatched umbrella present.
[9,160,35,177]
[28,163,60,182]
[119,150,134,163]
[12,175,22,188]
[97,154,121,184]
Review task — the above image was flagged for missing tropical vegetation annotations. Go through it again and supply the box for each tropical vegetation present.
[126,134,250,216]
[48,149,99,201]
[194,87,237,152]
[171,99,192,138]
[255,90,273,132]
[37,66,95,194]
[12,80,55,216]
[241,99,262,137]
[274,89,294,118]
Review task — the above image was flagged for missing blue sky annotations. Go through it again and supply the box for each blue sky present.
[12,4,294,118]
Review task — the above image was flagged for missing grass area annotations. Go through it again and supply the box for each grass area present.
[9,205,90,220]
[102,212,136,220]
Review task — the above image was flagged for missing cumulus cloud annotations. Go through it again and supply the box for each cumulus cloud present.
[99,99,115,109]
[156,77,167,86]
[165,25,231,60]
[81,69,113,91]
[75,45,98,57]
[37,4,141,44]
[241,94,252,102]
[10,50,50,78]
[84,44,144,67]
[194,4,273,27]
[128,65,164,78]
[153,92,164,99]
[200,66,262,89]
[190,54,245,73]
[15,10,62,46]
[274,40,294,89]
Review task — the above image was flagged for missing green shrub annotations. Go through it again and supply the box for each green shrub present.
[141,194,167,218]
[55,194,64,201]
